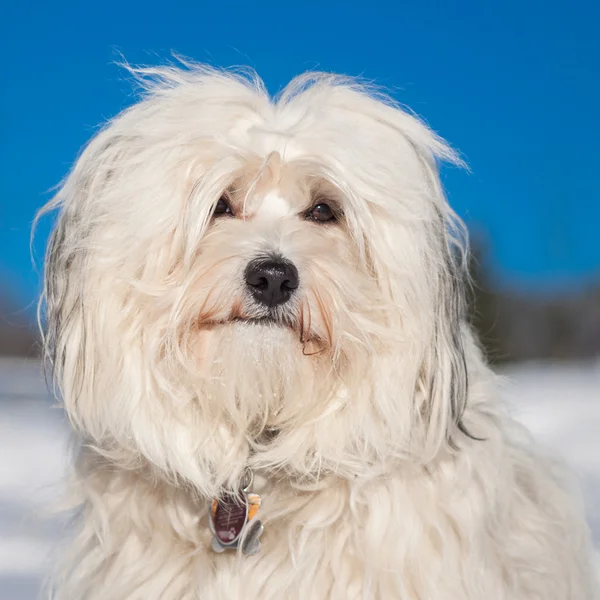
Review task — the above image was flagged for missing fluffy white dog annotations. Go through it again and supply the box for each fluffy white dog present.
[40,62,597,599]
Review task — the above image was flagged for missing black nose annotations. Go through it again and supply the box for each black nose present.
[245,258,299,307]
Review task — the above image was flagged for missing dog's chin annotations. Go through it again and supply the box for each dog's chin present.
[197,310,326,361]
[212,315,301,350]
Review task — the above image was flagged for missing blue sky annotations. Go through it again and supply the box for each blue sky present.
[1,0,599,314]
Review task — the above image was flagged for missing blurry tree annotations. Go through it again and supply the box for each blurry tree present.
[468,235,600,363]
[0,288,39,357]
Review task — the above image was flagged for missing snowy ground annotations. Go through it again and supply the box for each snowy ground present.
[1,358,598,599]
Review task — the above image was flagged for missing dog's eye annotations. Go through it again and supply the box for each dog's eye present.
[307,203,336,223]
[213,195,232,217]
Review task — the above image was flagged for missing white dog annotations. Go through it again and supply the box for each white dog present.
[40,62,597,599]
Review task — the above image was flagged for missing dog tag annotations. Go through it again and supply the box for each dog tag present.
[209,476,263,555]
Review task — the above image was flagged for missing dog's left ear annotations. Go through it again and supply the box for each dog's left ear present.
[420,236,470,457]
[416,159,471,459]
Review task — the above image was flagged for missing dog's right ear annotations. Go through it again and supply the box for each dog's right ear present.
[37,131,134,437]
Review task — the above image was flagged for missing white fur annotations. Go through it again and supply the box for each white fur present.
[38,61,598,599]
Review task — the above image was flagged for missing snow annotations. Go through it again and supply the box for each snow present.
[1,358,598,598]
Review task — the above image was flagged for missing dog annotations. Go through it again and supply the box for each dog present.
[39,61,597,599]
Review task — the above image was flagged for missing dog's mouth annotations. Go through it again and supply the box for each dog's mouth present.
[200,309,296,333]
[232,315,291,327]
[226,299,300,329]
[200,302,328,354]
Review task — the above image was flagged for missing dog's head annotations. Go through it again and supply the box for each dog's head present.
[41,63,472,494]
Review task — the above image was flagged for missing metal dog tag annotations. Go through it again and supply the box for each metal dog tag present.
[209,473,263,556]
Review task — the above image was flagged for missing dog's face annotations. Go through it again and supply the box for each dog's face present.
[183,159,373,358]
[42,66,470,493]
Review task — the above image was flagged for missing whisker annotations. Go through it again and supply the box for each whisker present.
[312,288,334,349]
[196,279,224,324]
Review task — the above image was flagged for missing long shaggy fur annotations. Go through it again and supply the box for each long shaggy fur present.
[39,61,597,599]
